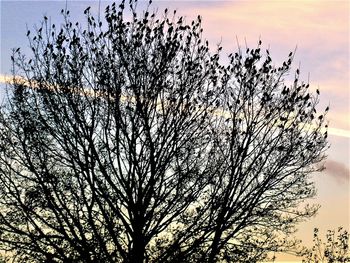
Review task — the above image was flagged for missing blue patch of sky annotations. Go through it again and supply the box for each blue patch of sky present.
[1,1,89,74]
[1,0,225,75]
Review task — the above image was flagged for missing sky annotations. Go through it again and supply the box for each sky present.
[0,0,349,262]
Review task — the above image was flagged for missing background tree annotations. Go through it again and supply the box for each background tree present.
[301,227,350,263]
[0,0,329,262]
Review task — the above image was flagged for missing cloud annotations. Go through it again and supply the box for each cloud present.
[1,73,350,139]
[324,160,350,184]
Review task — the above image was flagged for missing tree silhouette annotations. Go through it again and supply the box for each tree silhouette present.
[0,1,329,262]
[301,227,350,263]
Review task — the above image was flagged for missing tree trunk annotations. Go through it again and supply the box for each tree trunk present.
[130,235,145,263]
[129,213,146,263]
[208,227,223,262]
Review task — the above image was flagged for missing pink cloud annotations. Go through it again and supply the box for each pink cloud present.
[195,1,348,47]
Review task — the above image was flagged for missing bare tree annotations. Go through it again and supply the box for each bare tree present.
[0,1,329,262]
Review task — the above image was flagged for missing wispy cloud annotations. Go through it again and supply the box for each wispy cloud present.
[1,73,349,139]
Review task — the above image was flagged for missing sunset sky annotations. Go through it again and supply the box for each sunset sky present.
[0,1,349,262]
